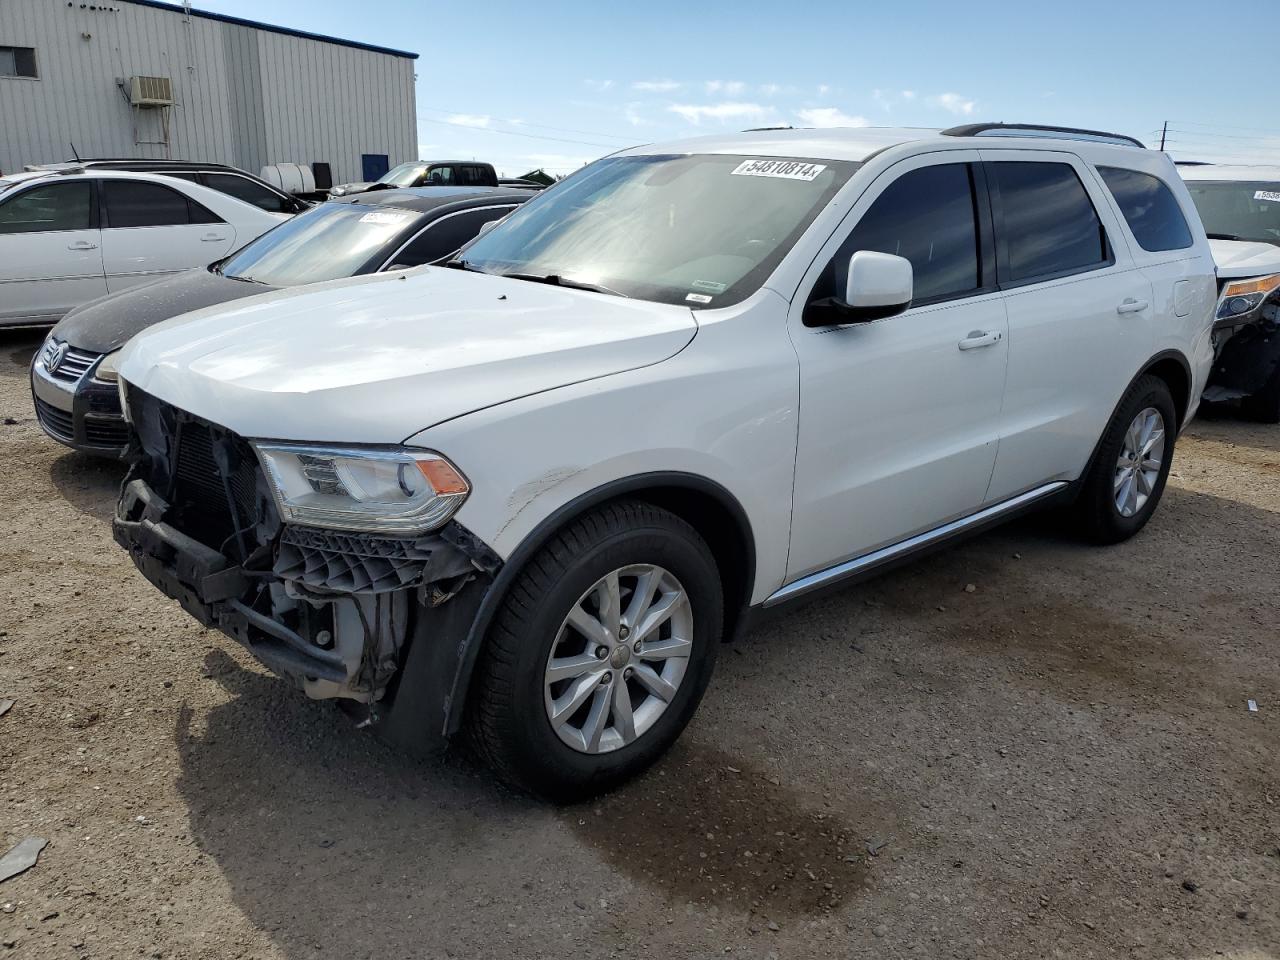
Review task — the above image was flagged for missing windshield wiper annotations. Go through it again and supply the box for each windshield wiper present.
[223,273,266,284]
[502,272,629,298]
[443,258,487,273]
[1207,232,1247,241]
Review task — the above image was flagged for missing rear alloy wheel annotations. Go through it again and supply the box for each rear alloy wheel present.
[471,501,722,801]
[1073,374,1177,544]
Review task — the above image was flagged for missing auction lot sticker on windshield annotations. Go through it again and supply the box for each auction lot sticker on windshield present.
[359,210,415,224]
[732,159,827,181]
[1255,190,1280,203]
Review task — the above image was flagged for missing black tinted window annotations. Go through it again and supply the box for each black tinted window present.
[424,166,455,185]
[990,162,1108,281]
[0,182,92,234]
[202,172,292,213]
[1098,166,1193,253]
[393,207,516,266]
[103,180,216,227]
[823,163,981,304]
[457,166,493,186]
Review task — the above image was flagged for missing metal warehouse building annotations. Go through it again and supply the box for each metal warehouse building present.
[0,0,418,185]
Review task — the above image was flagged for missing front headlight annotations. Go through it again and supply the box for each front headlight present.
[252,444,470,534]
[1216,273,1280,320]
[93,350,121,383]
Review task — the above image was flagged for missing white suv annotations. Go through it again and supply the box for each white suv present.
[112,123,1216,800]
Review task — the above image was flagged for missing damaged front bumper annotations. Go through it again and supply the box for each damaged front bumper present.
[112,387,503,752]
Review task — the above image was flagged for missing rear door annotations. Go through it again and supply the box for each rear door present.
[0,179,105,324]
[981,151,1156,502]
[99,179,234,293]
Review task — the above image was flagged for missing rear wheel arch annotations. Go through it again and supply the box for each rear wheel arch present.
[443,472,758,737]
[1141,350,1192,428]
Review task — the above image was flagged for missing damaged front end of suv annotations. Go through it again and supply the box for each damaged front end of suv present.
[112,384,502,751]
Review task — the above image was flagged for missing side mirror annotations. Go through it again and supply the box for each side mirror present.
[806,250,913,326]
[476,219,502,238]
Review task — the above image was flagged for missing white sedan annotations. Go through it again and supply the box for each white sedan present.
[0,168,289,327]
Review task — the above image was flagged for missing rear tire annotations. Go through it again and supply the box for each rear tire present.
[470,500,722,802]
[1072,375,1177,544]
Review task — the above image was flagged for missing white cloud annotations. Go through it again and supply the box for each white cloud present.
[901,90,916,100]
[872,88,892,112]
[668,101,772,125]
[817,84,830,96]
[796,107,871,129]
[760,83,781,97]
[633,79,682,92]
[705,80,746,96]
[584,79,614,92]
[624,102,646,127]
[930,92,977,116]
[446,113,491,128]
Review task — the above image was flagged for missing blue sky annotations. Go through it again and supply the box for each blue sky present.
[213,0,1280,176]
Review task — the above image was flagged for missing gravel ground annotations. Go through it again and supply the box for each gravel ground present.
[1,326,1277,959]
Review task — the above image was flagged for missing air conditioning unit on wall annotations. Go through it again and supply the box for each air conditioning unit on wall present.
[129,75,173,107]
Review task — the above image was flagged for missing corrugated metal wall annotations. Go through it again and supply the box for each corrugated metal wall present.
[0,0,417,183]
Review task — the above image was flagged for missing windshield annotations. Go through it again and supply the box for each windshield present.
[1185,180,1280,246]
[218,202,420,286]
[458,153,857,307]
[379,162,429,186]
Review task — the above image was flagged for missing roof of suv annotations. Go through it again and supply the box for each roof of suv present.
[621,123,1150,164]
[1179,164,1280,182]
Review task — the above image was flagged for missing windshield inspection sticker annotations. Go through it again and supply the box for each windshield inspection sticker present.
[685,293,714,304]
[691,280,728,293]
[358,210,415,224]
[1255,190,1280,203]
[732,159,827,181]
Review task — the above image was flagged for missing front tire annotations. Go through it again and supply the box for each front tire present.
[470,500,722,802]
[1072,374,1177,544]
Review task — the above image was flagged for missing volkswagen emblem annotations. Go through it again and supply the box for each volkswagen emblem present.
[46,341,69,374]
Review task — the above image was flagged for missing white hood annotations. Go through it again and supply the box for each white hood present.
[118,267,698,444]
[1209,238,1280,279]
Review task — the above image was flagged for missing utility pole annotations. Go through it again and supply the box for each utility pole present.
[1159,121,1168,151]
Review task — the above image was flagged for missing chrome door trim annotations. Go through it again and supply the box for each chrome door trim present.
[763,481,1069,607]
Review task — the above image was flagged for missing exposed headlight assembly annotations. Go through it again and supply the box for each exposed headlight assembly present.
[93,350,121,383]
[253,444,470,534]
[1216,273,1280,320]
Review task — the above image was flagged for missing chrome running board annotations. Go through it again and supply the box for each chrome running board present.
[763,481,1069,608]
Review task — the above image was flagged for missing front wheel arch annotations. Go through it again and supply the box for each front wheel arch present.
[442,472,757,738]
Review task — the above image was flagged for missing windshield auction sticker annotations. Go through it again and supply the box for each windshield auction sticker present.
[1255,190,1280,203]
[731,159,827,181]
[358,210,415,224]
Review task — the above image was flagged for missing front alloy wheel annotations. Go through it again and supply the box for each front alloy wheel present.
[544,565,693,754]
[471,500,722,801]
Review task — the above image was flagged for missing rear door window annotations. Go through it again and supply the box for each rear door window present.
[103,180,222,227]
[988,161,1110,283]
[1097,166,1193,253]
[457,165,493,186]
[391,206,517,267]
[0,181,93,233]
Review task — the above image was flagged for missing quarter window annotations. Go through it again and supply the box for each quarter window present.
[1097,166,1193,253]
[818,163,982,306]
[989,161,1109,282]
[0,182,92,234]
[0,46,37,79]
[103,180,221,227]
[202,172,293,214]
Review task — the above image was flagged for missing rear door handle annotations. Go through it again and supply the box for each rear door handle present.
[1116,298,1149,315]
[200,233,228,242]
[67,240,98,250]
[958,330,1003,351]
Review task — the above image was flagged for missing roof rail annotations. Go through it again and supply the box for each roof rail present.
[940,123,1145,149]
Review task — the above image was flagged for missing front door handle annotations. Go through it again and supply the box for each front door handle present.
[67,240,98,251]
[1116,298,1149,315]
[958,330,1003,351]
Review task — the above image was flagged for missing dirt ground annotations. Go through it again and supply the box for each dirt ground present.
[1,325,1277,960]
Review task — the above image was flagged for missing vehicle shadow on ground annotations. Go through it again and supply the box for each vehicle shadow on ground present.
[49,452,127,524]
[2,328,45,374]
